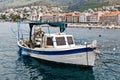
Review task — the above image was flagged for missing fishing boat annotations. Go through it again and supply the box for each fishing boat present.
[17,21,97,67]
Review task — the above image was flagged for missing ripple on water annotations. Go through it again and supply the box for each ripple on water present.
[1,23,120,80]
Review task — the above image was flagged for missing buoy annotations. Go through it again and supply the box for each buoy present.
[89,27,91,30]
[99,35,101,37]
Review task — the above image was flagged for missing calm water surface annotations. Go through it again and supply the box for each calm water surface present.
[0,22,120,80]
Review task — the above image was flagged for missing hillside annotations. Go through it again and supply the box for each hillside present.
[0,0,55,11]
[0,0,120,11]
[68,1,109,11]
[54,0,120,11]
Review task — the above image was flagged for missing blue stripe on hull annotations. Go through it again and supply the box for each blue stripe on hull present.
[18,45,96,55]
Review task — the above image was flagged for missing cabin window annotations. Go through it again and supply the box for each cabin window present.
[47,37,53,46]
[56,37,66,46]
[67,37,73,45]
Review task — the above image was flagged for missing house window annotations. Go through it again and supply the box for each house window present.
[56,37,66,46]
[67,37,73,45]
[47,37,53,46]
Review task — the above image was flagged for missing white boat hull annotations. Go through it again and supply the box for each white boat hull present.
[18,41,97,67]
[29,51,96,66]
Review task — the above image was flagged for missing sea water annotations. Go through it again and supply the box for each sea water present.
[0,22,120,80]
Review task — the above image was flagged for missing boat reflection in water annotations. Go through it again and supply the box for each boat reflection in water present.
[16,56,95,80]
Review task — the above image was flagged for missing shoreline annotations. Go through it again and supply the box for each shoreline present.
[1,21,120,29]
[68,26,120,29]
[67,23,120,29]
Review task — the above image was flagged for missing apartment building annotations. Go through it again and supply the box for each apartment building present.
[100,11,120,26]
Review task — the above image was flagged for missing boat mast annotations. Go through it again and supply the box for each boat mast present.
[29,23,33,48]
[18,22,20,41]
[47,26,50,35]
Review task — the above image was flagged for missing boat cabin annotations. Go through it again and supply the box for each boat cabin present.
[34,33,75,48]
[25,22,73,48]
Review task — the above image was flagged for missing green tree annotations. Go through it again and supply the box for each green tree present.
[0,14,6,19]
[10,14,21,21]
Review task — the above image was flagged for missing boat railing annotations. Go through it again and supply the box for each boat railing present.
[74,38,90,45]
[19,40,29,48]
[20,36,94,49]
[21,39,75,48]
[19,28,29,39]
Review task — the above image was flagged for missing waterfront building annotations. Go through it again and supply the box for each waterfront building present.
[87,12,103,23]
[79,12,91,23]
[38,12,43,21]
[65,12,74,23]
[65,12,80,23]
[100,11,120,26]
[41,13,54,22]
[73,13,80,23]
[57,13,66,22]
[30,9,38,21]
[118,14,120,26]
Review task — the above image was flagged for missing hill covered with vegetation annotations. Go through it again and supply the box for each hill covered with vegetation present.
[0,0,119,11]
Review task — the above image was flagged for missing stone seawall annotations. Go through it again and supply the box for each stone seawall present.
[67,23,120,29]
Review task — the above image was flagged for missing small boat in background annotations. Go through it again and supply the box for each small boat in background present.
[17,21,97,67]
